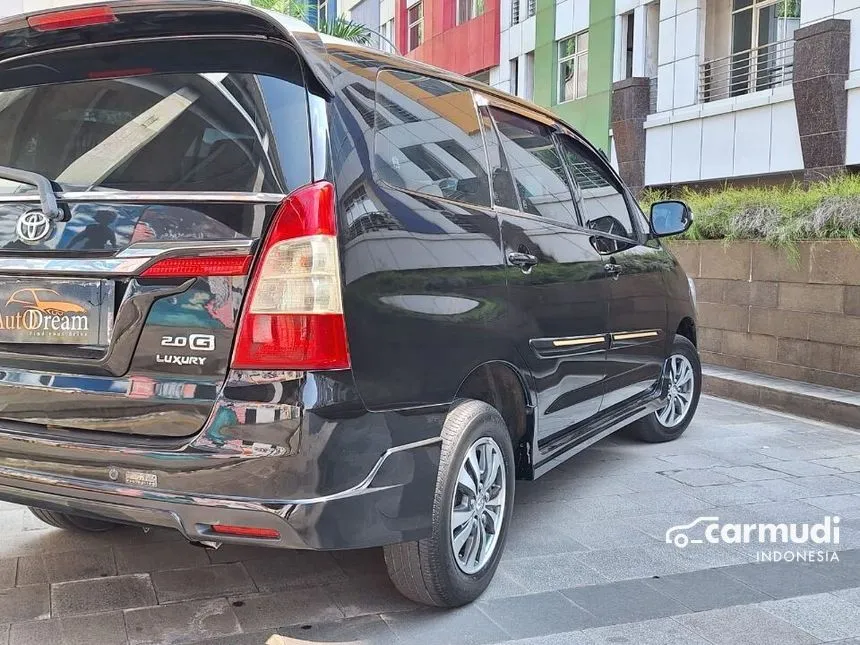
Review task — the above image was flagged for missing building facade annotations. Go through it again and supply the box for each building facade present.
[346,0,616,153]
[613,0,860,192]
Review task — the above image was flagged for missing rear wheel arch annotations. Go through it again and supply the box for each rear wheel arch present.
[676,317,697,347]
[454,361,533,478]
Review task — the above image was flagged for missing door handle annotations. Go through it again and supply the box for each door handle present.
[604,263,623,277]
[508,252,539,271]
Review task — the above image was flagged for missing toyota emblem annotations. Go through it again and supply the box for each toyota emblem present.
[15,210,52,244]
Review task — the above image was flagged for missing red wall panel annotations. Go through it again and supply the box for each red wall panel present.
[396,0,500,77]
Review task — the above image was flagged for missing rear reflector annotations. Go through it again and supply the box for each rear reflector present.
[231,182,350,370]
[28,6,117,31]
[210,525,280,540]
[140,256,251,278]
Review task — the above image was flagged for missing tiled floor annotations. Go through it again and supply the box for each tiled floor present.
[2,396,860,644]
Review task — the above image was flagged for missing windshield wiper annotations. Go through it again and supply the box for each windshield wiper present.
[0,165,62,220]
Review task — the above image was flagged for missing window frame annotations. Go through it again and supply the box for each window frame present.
[457,0,486,25]
[557,31,589,104]
[407,2,424,52]
[554,129,645,244]
[484,103,582,228]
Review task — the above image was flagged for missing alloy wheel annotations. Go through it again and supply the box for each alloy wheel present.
[450,436,506,575]
[657,354,695,428]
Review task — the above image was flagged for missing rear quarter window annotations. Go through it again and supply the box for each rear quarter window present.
[373,70,491,209]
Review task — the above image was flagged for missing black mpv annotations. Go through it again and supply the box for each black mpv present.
[0,1,700,607]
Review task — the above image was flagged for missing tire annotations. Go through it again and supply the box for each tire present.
[384,399,515,607]
[630,334,702,443]
[28,507,120,533]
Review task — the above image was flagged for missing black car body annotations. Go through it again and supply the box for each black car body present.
[0,1,699,606]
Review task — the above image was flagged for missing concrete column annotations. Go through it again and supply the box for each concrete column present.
[611,76,651,194]
[792,18,851,181]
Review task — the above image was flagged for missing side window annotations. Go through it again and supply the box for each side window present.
[373,70,491,208]
[557,135,638,240]
[477,107,519,210]
[489,107,578,225]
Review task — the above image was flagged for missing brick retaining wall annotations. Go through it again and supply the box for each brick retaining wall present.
[669,241,860,393]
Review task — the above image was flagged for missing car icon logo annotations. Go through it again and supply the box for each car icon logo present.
[665,516,720,548]
[15,210,52,244]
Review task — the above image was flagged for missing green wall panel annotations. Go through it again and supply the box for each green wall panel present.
[533,0,614,153]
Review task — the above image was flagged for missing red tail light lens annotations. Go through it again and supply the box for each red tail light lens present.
[28,6,117,31]
[231,182,350,370]
[140,256,251,279]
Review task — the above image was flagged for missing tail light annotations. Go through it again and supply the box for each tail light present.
[28,6,117,31]
[140,255,251,278]
[231,181,350,370]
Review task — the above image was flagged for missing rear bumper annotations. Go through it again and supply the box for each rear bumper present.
[0,370,444,550]
[0,436,440,550]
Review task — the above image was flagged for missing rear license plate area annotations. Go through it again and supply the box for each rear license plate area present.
[0,278,113,346]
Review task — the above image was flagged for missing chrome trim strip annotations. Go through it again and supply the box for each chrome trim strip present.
[0,240,255,276]
[552,335,606,348]
[0,192,287,204]
[611,330,661,342]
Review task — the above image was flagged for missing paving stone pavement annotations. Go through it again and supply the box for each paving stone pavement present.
[2,396,860,644]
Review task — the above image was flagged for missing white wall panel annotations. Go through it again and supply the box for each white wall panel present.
[521,15,537,52]
[769,100,804,173]
[670,119,703,182]
[660,0,678,21]
[846,87,860,165]
[674,8,698,59]
[733,106,773,177]
[657,63,675,113]
[673,56,698,108]
[572,0,590,33]
[700,113,736,180]
[645,125,673,185]
[802,0,836,25]
[658,16,676,65]
[555,0,574,40]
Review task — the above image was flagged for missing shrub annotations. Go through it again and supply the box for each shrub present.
[640,175,860,253]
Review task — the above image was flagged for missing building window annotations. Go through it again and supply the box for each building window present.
[523,52,535,100]
[379,19,395,53]
[511,0,520,24]
[510,58,519,96]
[702,0,800,102]
[623,12,635,79]
[527,0,536,18]
[558,32,589,103]
[457,0,486,25]
[408,2,424,51]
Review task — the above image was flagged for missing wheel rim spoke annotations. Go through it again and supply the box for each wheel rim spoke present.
[457,466,477,498]
[451,437,507,574]
[658,353,696,428]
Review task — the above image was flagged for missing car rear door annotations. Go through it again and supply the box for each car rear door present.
[556,133,668,412]
[480,100,610,449]
[0,31,314,437]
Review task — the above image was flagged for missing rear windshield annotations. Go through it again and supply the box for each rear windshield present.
[0,51,311,196]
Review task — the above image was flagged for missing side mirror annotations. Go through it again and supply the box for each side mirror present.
[650,200,692,237]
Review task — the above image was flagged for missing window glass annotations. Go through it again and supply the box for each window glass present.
[478,108,518,210]
[0,71,309,194]
[558,32,589,103]
[557,135,637,240]
[374,71,491,208]
[489,108,578,224]
[408,2,424,51]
